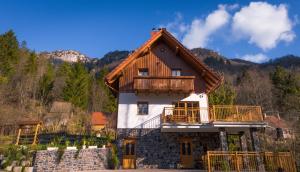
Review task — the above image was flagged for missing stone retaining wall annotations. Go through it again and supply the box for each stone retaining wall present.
[33,148,109,172]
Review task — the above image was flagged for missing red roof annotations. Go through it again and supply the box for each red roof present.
[91,112,107,125]
[265,115,288,129]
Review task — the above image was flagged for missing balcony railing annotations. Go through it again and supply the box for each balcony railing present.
[162,107,200,123]
[209,105,264,122]
[133,76,195,93]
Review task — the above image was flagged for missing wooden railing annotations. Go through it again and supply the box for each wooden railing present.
[162,107,200,123]
[206,151,297,172]
[133,76,195,93]
[209,105,264,122]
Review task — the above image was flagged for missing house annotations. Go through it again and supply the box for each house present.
[264,113,294,140]
[91,112,108,135]
[105,28,282,170]
[43,101,73,131]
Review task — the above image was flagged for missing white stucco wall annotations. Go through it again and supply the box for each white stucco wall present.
[117,93,209,129]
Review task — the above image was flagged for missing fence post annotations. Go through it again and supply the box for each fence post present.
[207,151,211,172]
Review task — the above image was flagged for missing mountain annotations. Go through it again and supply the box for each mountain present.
[41,50,91,63]
[96,50,130,69]
[262,55,300,68]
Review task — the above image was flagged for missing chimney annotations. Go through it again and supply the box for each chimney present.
[151,28,159,37]
[151,28,166,37]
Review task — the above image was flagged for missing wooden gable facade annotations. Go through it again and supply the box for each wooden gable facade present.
[105,28,223,94]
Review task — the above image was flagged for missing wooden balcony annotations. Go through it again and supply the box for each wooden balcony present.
[209,105,264,122]
[162,107,200,123]
[133,76,195,93]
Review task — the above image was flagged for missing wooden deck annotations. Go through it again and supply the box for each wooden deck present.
[161,105,264,124]
[209,105,264,122]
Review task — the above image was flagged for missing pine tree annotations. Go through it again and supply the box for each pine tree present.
[209,82,236,105]
[24,52,38,75]
[62,63,90,109]
[0,30,20,78]
[98,67,117,112]
[271,66,300,113]
[38,63,55,105]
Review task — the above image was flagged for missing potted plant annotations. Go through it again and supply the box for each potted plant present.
[47,137,62,150]
[66,139,77,150]
[47,141,58,151]
[87,137,97,149]
[82,138,87,149]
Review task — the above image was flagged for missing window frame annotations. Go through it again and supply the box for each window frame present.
[137,101,149,115]
[138,68,149,76]
[171,68,182,76]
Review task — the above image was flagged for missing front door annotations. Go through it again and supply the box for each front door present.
[123,139,136,169]
[180,138,194,168]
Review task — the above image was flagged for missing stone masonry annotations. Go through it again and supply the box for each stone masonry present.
[117,129,221,169]
[33,148,109,172]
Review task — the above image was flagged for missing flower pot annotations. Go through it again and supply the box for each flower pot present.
[66,146,77,150]
[88,145,97,149]
[47,147,58,151]
[24,167,34,172]
[13,166,22,172]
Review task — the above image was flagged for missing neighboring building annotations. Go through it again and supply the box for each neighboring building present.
[264,113,294,140]
[43,101,73,131]
[91,112,108,135]
[105,28,267,169]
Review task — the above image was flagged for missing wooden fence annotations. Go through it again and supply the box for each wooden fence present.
[206,151,297,172]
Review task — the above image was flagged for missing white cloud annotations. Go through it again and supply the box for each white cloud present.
[239,53,270,63]
[232,2,295,50]
[159,12,188,39]
[182,5,230,49]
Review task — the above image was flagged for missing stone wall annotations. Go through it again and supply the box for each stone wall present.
[117,129,221,169]
[33,148,109,172]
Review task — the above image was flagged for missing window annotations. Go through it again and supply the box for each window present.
[138,68,149,76]
[137,102,148,115]
[172,69,181,76]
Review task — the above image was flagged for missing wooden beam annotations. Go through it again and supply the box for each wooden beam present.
[175,46,179,55]
[15,128,21,145]
[32,124,40,145]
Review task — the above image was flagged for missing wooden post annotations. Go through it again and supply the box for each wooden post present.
[236,106,239,121]
[15,128,21,145]
[207,151,211,172]
[235,151,240,172]
[213,106,216,121]
[32,124,40,145]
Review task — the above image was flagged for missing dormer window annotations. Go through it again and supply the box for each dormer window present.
[172,69,181,76]
[138,68,148,76]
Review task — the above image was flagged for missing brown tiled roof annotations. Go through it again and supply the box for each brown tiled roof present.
[91,112,107,125]
[265,115,289,129]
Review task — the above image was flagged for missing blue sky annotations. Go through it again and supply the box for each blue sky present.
[0,0,299,62]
